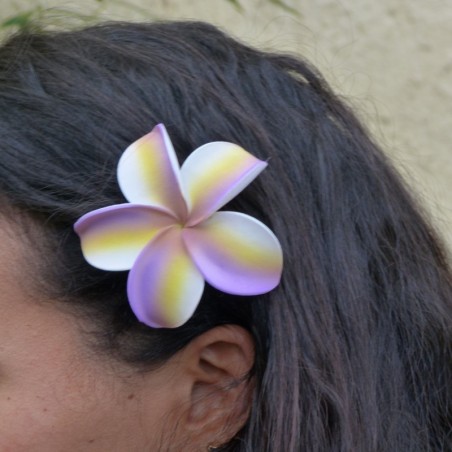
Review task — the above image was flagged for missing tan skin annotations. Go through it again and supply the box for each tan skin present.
[0,218,254,451]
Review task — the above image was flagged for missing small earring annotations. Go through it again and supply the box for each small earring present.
[207,446,219,451]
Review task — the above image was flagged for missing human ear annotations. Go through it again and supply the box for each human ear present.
[178,325,255,449]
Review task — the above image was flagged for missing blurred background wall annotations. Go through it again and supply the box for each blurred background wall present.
[2,0,451,251]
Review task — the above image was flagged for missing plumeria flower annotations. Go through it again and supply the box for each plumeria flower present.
[74,124,283,328]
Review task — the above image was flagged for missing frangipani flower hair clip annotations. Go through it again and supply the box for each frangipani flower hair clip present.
[74,124,283,328]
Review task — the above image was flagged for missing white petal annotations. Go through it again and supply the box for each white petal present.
[183,211,283,295]
[117,124,187,218]
[180,142,267,225]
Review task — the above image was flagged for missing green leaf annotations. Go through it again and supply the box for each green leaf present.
[225,0,243,11]
[268,0,300,16]
[1,11,34,29]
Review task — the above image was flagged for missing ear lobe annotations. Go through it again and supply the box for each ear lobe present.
[183,325,255,445]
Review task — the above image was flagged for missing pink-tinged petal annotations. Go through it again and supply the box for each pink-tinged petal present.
[74,204,176,271]
[128,227,205,328]
[180,142,267,226]
[117,124,187,219]
[182,211,283,295]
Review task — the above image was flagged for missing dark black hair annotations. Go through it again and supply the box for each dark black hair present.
[0,21,451,451]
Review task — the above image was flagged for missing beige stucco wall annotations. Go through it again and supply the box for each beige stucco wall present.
[2,0,451,251]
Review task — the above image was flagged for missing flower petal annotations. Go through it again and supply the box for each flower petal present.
[128,227,205,328]
[117,124,187,218]
[182,211,283,295]
[180,142,267,225]
[74,204,176,271]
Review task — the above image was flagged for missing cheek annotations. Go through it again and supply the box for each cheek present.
[0,321,153,451]
[0,359,128,451]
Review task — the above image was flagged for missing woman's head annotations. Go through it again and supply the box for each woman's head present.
[0,21,450,451]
